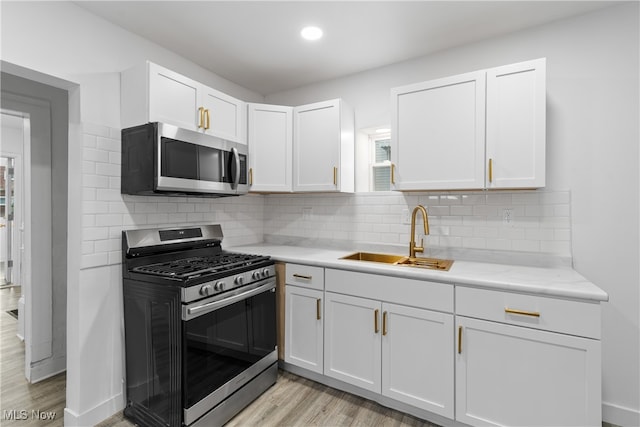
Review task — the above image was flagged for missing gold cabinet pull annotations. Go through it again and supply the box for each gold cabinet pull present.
[249,168,253,185]
[204,109,211,130]
[382,311,388,336]
[374,309,380,334]
[391,163,395,185]
[488,158,493,183]
[292,273,312,280]
[333,167,338,185]
[198,107,205,128]
[505,307,540,318]
[316,299,322,320]
[458,326,463,354]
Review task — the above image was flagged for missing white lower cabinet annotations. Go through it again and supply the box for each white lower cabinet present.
[382,303,454,419]
[284,285,324,374]
[456,316,601,426]
[455,286,602,427]
[285,267,602,427]
[323,290,454,418]
[324,292,381,392]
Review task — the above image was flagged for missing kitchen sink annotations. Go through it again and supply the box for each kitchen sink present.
[340,252,454,271]
[341,252,407,264]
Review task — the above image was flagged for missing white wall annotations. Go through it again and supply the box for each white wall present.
[1,2,266,425]
[266,4,640,424]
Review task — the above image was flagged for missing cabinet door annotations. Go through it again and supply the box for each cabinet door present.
[456,316,601,426]
[391,71,486,190]
[324,292,381,393]
[284,286,323,374]
[248,103,293,192]
[148,62,200,131]
[293,99,341,192]
[201,87,246,143]
[381,303,454,418]
[486,58,546,188]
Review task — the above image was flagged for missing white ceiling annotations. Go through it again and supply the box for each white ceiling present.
[75,1,617,96]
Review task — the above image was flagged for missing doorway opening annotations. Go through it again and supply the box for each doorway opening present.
[1,71,68,388]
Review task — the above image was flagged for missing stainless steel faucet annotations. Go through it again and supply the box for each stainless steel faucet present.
[409,205,430,259]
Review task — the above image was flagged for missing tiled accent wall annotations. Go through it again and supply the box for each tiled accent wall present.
[264,190,572,257]
[80,123,265,269]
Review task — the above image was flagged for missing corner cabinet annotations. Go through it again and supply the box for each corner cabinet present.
[391,58,546,191]
[455,286,602,426]
[247,103,293,192]
[293,99,354,193]
[121,61,247,144]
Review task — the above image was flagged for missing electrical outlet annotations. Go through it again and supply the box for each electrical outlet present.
[502,208,514,226]
[401,209,411,225]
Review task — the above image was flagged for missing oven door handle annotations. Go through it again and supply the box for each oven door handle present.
[185,279,275,320]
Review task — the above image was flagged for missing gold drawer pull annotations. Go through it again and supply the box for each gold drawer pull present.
[316,299,321,320]
[333,167,338,185]
[203,109,211,130]
[382,311,388,336]
[458,326,463,354]
[488,158,493,183]
[505,307,540,318]
[374,309,379,334]
[391,163,395,184]
[198,107,205,128]
[292,273,312,280]
[249,168,253,185]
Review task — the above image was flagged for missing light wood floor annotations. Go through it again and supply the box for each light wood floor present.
[0,286,66,427]
[2,286,437,427]
[99,370,438,427]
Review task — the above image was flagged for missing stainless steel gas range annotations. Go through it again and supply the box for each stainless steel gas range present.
[122,224,277,427]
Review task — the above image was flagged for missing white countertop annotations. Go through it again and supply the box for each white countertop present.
[229,243,609,303]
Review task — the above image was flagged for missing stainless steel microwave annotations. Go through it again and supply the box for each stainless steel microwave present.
[121,122,248,197]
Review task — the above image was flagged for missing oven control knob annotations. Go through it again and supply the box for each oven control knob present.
[234,276,244,286]
[200,284,214,296]
[214,281,225,292]
[262,268,270,277]
[252,271,262,280]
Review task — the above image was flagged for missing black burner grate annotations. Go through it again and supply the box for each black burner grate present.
[132,253,270,279]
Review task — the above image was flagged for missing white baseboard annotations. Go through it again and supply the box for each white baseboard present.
[603,401,640,427]
[63,392,124,427]
[29,356,66,383]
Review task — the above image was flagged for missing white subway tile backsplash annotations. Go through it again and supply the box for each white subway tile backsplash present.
[264,189,573,258]
[80,124,573,269]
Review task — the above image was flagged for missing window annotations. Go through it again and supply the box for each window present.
[370,132,391,191]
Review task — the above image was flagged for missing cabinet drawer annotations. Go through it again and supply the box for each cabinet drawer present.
[286,264,324,290]
[326,269,453,313]
[456,286,601,339]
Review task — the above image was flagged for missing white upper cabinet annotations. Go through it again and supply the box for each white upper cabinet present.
[486,58,546,188]
[391,58,546,191]
[247,103,293,192]
[121,61,247,144]
[391,71,486,191]
[293,99,354,193]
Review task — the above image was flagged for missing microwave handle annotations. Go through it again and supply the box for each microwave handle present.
[231,146,240,189]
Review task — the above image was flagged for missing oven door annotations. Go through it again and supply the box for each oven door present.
[182,278,276,426]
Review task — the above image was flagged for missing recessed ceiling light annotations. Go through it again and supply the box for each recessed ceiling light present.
[301,26,323,41]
